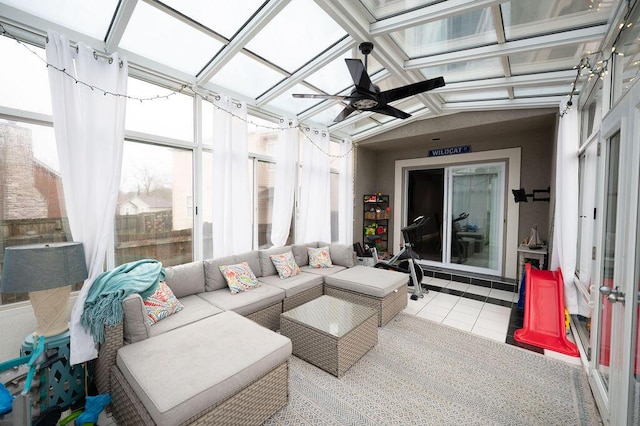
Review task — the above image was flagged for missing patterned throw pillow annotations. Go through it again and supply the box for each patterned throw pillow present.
[144,281,184,325]
[270,251,301,279]
[308,246,333,268]
[219,262,260,294]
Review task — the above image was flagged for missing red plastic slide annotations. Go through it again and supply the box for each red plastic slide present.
[514,264,579,357]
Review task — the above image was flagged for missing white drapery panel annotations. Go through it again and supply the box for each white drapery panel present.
[296,128,331,243]
[46,31,128,365]
[270,119,299,247]
[338,139,353,245]
[550,103,580,314]
[211,96,251,257]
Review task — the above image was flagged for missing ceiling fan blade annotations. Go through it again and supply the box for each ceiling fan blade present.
[375,105,411,120]
[380,76,445,104]
[333,105,356,123]
[292,94,349,100]
[345,58,375,91]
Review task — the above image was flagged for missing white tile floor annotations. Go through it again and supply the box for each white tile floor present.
[403,276,515,343]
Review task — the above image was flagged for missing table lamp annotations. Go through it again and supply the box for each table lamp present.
[1,242,88,338]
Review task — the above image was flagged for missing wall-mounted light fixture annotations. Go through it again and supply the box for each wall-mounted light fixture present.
[512,187,550,203]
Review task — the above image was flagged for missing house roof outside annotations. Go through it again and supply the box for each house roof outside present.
[0,0,623,143]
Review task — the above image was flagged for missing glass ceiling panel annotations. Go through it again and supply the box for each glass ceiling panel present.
[305,54,357,95]
[350,118,378,135]
[161,0,264,40]
[308,103,345,126]
[419,57,504,83]
[502,0,615,41]
[509,41,599,75]
[514,84,572,98]
[265,83,322,116]
[0,35,51,115]
[359,0,442,19]
[244,0,347,73]
[119,1,223,75]
[390,7,497,58]
[442,89,509,102]
[0,0,118,40]
[209,52,286,99]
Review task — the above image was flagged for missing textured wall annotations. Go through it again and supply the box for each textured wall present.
[354,109,557,273]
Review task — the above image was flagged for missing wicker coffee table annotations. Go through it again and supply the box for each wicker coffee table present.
[280,295,378,377]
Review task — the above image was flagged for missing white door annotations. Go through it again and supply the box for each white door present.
[590,77,640,425]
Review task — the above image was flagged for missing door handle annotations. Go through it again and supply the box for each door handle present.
[599,285,626,304]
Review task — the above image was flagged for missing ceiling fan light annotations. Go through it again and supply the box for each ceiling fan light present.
[352,98,378,109]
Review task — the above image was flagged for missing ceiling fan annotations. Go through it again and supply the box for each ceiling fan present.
[293,42,445,123]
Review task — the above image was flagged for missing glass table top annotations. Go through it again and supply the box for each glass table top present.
[281,295,376,338]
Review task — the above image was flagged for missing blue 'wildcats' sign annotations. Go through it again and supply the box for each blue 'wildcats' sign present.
[428,145,471,157]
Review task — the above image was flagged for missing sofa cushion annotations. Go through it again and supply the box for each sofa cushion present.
[198,284,284,317]
[122,294,150,344]
[324,265,408,298]
[259,245,292,277]
[258,272,323,298]
[116,311,291,426]
[218,262,261,294]
[143,281,184,325]
[163,261,205,298]
[234,250,262,278]
[270,251,300,279]
[149,295,223,338]
[323,243,355,267]
[204,255,236,291]
[299,264,347,277]
[308,246,333,268]
[123,294,223,344]
[291,242,316,267]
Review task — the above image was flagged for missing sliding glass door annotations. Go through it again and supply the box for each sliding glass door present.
[447,163,504,272]
[407,161,505,275]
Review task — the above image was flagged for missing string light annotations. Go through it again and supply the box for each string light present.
[0,23,352,158]
[560,0,638,117]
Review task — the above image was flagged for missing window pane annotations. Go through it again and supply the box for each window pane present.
[202,150,213,258]
[0,36,52,115]
[115,141,193,267]
[331,171,339,242]
[0,120,71,305]
[126,78,194,141]
[248,116,279,156]
[256,160,276,248]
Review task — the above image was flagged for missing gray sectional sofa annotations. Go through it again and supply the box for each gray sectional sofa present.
[94,241,359,425]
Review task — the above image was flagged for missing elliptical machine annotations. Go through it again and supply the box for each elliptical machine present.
[374,215,428,300]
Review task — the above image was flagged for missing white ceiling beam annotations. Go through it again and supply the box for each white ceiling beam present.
[435,70,576,93]
[105,0,137,52]
[441,96,563,112]
[197,0,291,84]
[406,25,607,69]
[370,0,506,35]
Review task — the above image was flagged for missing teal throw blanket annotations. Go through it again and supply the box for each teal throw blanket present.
[81,259,165,344]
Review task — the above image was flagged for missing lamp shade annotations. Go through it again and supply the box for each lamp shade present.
[1,242,88,293]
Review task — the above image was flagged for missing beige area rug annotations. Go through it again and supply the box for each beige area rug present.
[266,313,601,425]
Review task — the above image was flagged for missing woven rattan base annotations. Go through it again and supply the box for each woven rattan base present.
[324,284,407,326]
[281,298,378,378]
[246,301,282,331]
[111,361,289,426]
[282,285,323,312]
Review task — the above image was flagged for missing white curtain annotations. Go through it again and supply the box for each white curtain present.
[46,31,128,365]
[270,119,299,247]
[211,96,251,257]
[338,139,353,244]
[296,127,331,243]
[550,102,579,313]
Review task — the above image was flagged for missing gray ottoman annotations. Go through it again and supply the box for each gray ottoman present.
[324,265,408,326]
[113,311,292,425]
